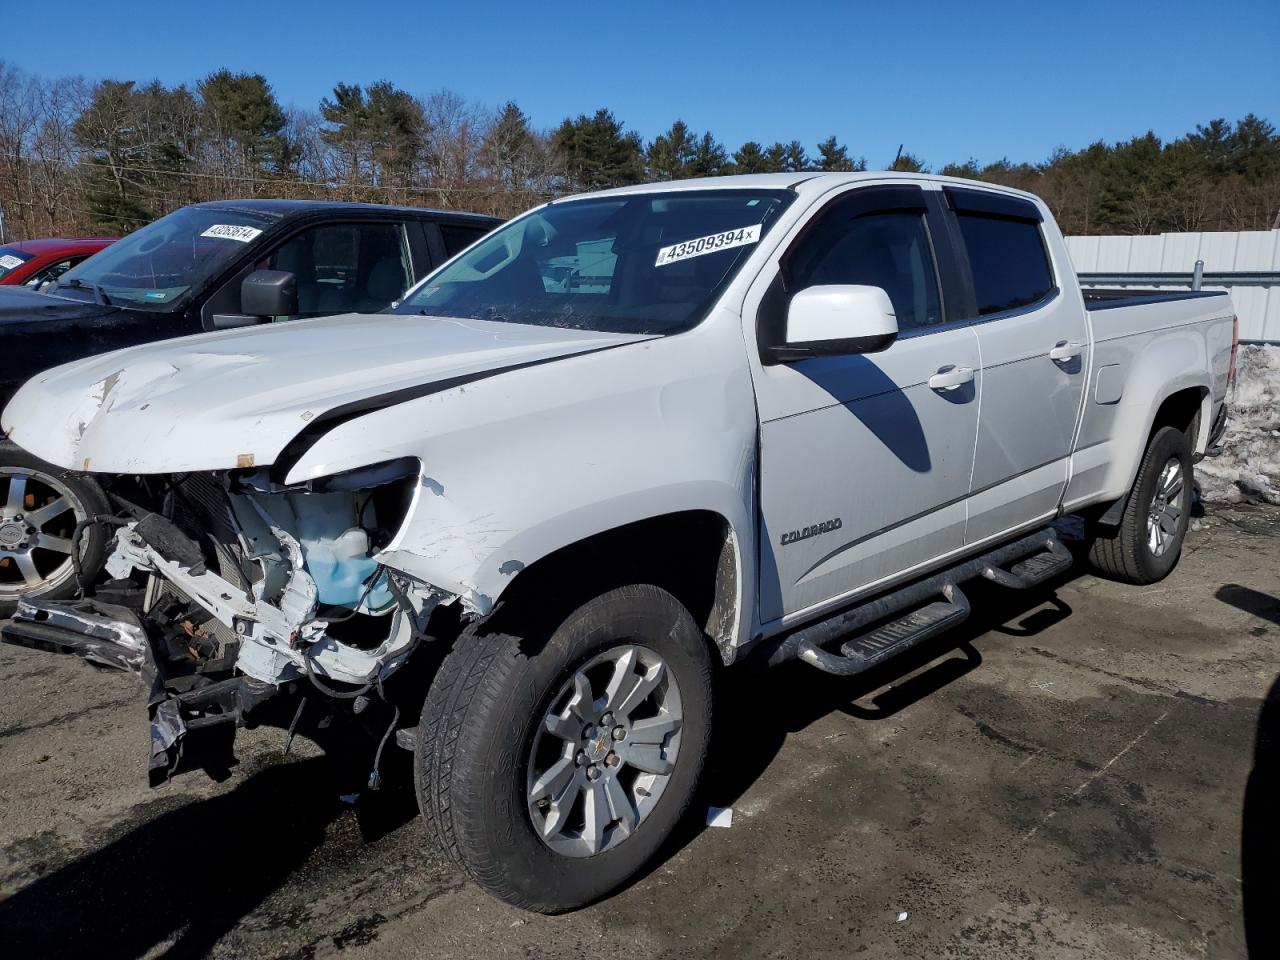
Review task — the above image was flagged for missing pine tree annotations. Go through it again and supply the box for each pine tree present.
[816,135,862,172]
[553,109,644,191]
[733,141,770,173]
[689,132,728,178]
[198,70,293,176]
[782,140,809,172]
[646,120,696,181]
[74,79,199,230]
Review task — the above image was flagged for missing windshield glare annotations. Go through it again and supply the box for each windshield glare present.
[56,207,276,308]
[396,188,794,335]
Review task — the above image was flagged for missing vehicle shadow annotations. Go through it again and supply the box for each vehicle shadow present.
[633,569,1080,891]
[0,745,419,960]
[1215,583,1280,959]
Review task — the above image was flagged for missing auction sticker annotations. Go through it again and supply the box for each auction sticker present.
[0,254,24,270]
[655,224,761,267]
[200,224,263,243]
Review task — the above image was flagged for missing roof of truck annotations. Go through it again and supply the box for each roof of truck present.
[565,171,1041,204]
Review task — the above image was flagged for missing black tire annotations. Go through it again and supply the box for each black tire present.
[0,441,111,617]
[1088,425,1192,584]
[415,584,714,912]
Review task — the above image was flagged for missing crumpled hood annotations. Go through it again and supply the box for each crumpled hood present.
[0,284,118,325]
[3,312,647,474]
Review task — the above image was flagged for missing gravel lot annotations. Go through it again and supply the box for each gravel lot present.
[2,502,1278,959]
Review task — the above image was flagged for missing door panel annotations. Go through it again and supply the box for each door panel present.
[954,192,1090,544]
[967,299,1089,543]
[757,326,981,621]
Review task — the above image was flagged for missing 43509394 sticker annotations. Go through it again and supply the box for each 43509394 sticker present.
[655,224,762,267]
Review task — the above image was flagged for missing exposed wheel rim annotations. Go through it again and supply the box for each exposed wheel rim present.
[526,643,683,858]
[1146,456,1186,558]
[0,466,89,601]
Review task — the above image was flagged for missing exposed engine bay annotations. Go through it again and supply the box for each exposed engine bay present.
[3,459,457,786]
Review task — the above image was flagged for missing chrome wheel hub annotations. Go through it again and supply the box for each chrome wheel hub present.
[527,644,683,858]
[0,518,31,549]
[0,468,83,599]
[1146,457,1185,558]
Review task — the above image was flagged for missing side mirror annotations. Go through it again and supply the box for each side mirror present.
[780,285,898,359]
[241,269,298,319]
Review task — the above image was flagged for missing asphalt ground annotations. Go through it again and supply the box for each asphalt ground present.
[2,502,1277,959]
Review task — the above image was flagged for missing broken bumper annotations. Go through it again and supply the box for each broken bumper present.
[2,596,246,786]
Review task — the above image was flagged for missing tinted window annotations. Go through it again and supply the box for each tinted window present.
[440,223,493,258]
[787,211,942,330]
[268,223,410,317]
[957,214,1053,316]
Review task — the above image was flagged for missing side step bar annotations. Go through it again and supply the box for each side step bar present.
[770,527,1070,677]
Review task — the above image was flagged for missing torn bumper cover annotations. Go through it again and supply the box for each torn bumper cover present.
[2,596,241,785]
[0,475,447,786]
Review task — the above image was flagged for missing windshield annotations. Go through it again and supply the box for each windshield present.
[395,188,794,335]
[0,247,33,281]
[54,206,277,309]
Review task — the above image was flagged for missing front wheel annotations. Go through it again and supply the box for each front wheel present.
[0,441,111,616]
[415,584,713,912]
[1087,425,1192,584]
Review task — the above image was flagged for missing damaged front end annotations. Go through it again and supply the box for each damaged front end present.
[1,459,451,786]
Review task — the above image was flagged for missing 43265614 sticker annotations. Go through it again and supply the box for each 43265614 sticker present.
[655,224,762,267]
[200,224,263,243]
[0,254,25,271]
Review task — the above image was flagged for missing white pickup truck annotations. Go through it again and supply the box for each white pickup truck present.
[0,173,1236,911]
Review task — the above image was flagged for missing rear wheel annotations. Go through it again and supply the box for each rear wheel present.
[0,442,111,616]
[415,584,713,912]
[1087,425,1192,584]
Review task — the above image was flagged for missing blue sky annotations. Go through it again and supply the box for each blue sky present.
[6,0,1278,167]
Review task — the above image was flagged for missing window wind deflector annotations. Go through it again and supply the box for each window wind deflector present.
[943,187,1042,223]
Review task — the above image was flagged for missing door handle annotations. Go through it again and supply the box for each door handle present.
[928,366,974,391]
[1049,341,1083,362]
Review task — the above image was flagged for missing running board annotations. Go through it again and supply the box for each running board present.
[799,585,970,677]
[771,527,1071,677]
[981,536,1072,589]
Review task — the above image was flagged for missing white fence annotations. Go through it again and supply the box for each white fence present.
[1066,230,1280,342]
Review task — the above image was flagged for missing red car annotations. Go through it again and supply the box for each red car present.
[0,237,116,288]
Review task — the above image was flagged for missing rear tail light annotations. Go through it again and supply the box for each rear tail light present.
[1228,315,1239,385]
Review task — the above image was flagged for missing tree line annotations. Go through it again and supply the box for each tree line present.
[1,60,1278,241]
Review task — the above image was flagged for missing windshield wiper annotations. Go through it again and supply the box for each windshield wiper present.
[55,277,112,306]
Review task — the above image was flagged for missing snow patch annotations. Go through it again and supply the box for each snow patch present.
[1197,345,1280,504]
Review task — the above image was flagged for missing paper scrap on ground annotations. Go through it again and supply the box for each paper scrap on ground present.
[706,806,734,828]
[897,912,909,922]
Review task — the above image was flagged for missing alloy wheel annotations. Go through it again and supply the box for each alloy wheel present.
[0,467,88,602]
[526,643,683,858]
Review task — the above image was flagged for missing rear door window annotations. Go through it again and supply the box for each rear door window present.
[956,214,1054,316]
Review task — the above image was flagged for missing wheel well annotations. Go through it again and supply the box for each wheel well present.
[1151,386,1206,450]
[1093,385,1207,528]
[487,511,739,662]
